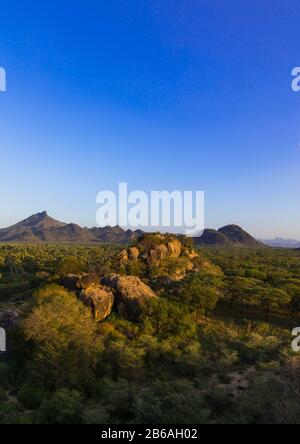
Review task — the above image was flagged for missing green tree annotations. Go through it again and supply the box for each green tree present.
[224,277,257,310]
[181,275,220,318]
[22,285,102,390]
[55,255,86,277]
[38,389,83,424]
[258,286,289,322]
[142,298,196,340]
[289,292,300,317]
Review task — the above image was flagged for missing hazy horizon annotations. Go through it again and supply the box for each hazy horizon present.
[1,1,299,239]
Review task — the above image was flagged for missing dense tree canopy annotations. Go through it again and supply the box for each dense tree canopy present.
[0,244,299,424]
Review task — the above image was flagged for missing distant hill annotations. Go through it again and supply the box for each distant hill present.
[218,225,262,247]
[194,229,233,247]
[0,212,143,244]
[194,224,263,248]
[260,237,300,249]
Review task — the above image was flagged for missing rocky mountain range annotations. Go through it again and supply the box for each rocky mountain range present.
[0,212,267,248]
[0,211,143,244]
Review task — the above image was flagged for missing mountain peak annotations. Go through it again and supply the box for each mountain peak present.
[24,211,49,223]
[218,225,262,247]
[218,224,243,232]
[23,211,64,227]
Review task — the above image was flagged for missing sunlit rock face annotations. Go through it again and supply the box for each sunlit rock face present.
[102,274,157,321]
[79,285,114,321]
[167,239,182,258]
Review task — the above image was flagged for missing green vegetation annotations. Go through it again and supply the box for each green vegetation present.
[0,242,300,424]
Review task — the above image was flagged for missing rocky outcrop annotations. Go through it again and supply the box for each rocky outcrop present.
[118,234,199,280]
[62,274,114,321]
[79,285,114,321]
[119,247,140,263]
[102,274,157,321]
[62,271,157,321]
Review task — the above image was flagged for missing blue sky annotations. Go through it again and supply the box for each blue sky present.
[0,0,299,238]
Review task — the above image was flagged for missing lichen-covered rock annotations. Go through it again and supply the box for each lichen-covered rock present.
[79,284,114,321]
[155,244,169,260]
[145,244,171,267]
[148,250,160,267]
[147,244,169,267]
[129,247,140,261]
[102,274,157,321]
[118,249,129,263]
[167,239,182,258]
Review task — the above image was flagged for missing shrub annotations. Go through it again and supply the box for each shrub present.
[18,384,46,410]
[38,389,83,424]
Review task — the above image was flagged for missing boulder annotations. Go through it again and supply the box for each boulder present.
[167,239,182,258]
[79,284,114,321]
[155,244,169,260]
[102,274,157,321]
[148,250,160,267]
[129,247,140,261]
[146,244,169,267]
[118,250,129,263]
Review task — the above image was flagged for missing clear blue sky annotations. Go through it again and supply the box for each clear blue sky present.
[0,0,299,238]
